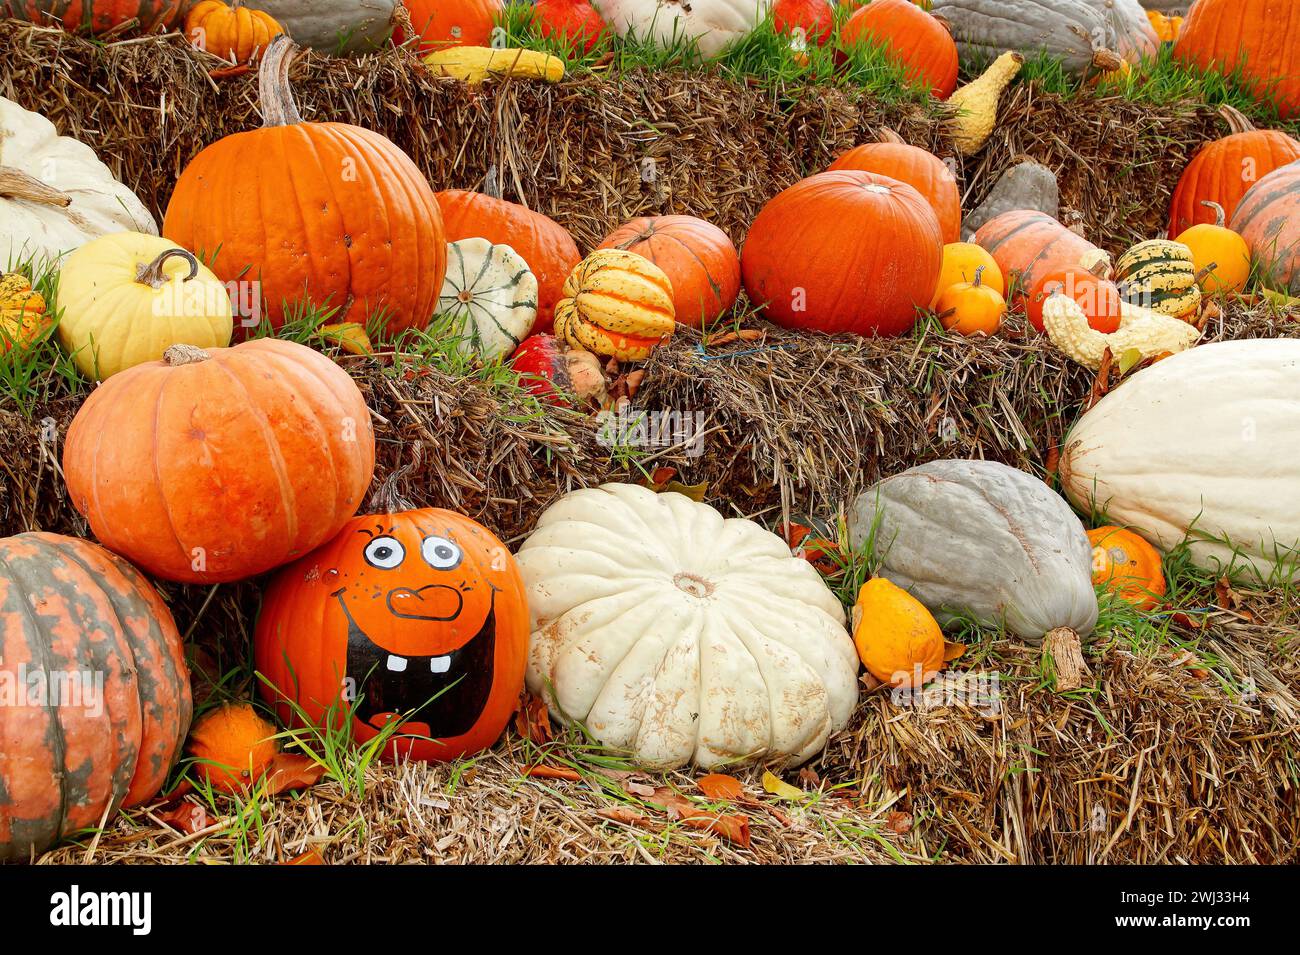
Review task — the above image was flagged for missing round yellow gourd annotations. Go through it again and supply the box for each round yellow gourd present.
[0,272,51,356]
[852,577,946,688]
[553,249,675,361]
[57,232,233,380]
[1175,201,1250,295]
[931,242,1004,307]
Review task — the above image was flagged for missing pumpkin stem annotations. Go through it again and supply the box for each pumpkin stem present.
[259,34,303,128]
[1043,627,1089,691]
[0,165,72,207]
[972,265,984,288]
[1198,199,1228,228]
[1089,49,1124,73]
[1217,104,1254,136]
[164,344,212,366]
[136,248,199,289]
[483,164,503,200]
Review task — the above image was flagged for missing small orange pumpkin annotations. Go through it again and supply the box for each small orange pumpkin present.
[255,508,529,763]
[935,265,1004,336]
[186,0,284,64]
[186,702,279,793]
[1028,264,1123,334]
[853,578,947,688]
[1088,526,1166,610]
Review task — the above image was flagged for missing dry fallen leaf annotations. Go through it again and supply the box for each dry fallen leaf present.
[264,753,328,795]
[796,767,821,789]
[697,773,745,801]
[514,692,553,744]
[761,770,804,800]
[885,811,913,835]
[943,640,966,662]
[524,764,581,782]
[596,806,650,825]
[647,787,751,845]
[155,801,215,835]
[280,849,326,865]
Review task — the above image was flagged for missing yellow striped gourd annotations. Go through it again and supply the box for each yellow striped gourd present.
[553,249,676,361]
[1114,239,1202,320]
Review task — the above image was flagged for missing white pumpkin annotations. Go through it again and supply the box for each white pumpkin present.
[438,238,539,359]
[516,483,860,770]
[1060,339,1300,581]
[849,459,1098,643]
[0,96,157,268]
[592,0,770,58]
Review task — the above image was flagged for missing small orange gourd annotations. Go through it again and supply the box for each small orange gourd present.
[931,242,1004,307]
[1088,526,1167,610]
[186,702,279,794]
[853,578,946,688]
[186,0,285,65]
[935,265,1004,336]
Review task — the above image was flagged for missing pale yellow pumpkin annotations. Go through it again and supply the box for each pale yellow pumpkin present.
[56,233,233,380]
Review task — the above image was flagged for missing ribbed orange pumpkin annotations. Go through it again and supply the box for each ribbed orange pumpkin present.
[185,0,284,64]
[435,189,581,334]
[1230,159,1300,295]
[1088,526,1166,610]
[840,0,959,99]
[773,0,834,44]
[186,702,278,794]
[597,215,740,328]
[63,338,376,584]
[162,37,445,334]
[255,509,529,763]
[1,0,181,33]
[401,0,502,52]
[0,532,191,862]
[1174,0,1300,120]
[973,211,1109,311]
[741,170,942,336]
[1168,106,1300,237]
[828,138,960,243]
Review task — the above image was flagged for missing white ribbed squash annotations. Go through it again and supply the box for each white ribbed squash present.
[849,459,1098,643]
[438,237,538,360]
[1060,339,1300,581]
[1,96,157,267]
[593,0,770,58]
[516,483,859,770]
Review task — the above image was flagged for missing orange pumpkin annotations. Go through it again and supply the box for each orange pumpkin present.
[1167,106,1300,238]
[827,137,961,243]
[162,37,445,334]
[2,0,181,33]
[597,215,740,328]
[435,189,581,334]
[973,211,1109,312]
[62,339,376,584]
[255,508,529,763]
[1174,0,1300,120]
[1229,159,1300,295]
[185,0,284,64]
[186,703,279,794]
[401,0,502,52]
[532,0,607,53]
[741,170,942,337]
[840,0,959,99]
[0,532,191,861]
[1027,265,1123,334]
[935,266,1004,336]
[1088,526,1166,610]
[852,577,946,688]
[773,0,834,45]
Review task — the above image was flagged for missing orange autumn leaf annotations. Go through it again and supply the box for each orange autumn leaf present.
[155,801,215,835]
[596,806,650,825]
[524,764,582,781]
[645,787,751,846]
[697,773,745,801]
[514,692,553,744]
[886,810,914,834]
[263,753,328,795]
[943,640,967,662]
[280,849,326,865]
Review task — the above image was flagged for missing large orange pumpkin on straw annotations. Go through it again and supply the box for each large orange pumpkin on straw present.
[62,339,375,584]
[828,137,961,243]
[1230,159,1300,295]
[597,215,740,327]
[255,508,529,763]
[1167,106,1300,237]
[0,532,191,862]
[741,170,942,336]
[1173,0,1300,120]
[973,211,1109,311]
[400,0,502,52]
[3,0,181,34]
[162,36,445,333]
[840,0,959,99]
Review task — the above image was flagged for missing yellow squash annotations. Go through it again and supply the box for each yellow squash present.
[852,578,948,688]
[553,249,676,361]
[947,51,1024,155]
[423,47,565,85]
[0,272,51,356]
[56,232,234,380]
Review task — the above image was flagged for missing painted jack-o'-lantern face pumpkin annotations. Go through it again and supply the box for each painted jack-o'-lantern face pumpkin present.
[254,509,528,762]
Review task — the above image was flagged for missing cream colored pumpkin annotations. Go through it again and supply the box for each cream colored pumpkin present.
[438,238,539,359]
[57,233,233,380]
[592,0,770,58]
[1060,339,1300,581]
[849,459,1098,644]
[1,96,157,268]
[516,483,859,770]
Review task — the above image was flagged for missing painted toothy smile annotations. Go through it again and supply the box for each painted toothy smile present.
[385,653,452,673]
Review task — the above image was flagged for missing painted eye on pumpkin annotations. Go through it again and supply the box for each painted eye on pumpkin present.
[364,536,405,570]
[421,536,462,571]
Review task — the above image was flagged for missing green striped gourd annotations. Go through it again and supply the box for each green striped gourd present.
[1114,239,1202,320]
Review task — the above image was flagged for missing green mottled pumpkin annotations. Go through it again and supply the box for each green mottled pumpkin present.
[1115,239,1202,319]
[0,533,191,862]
